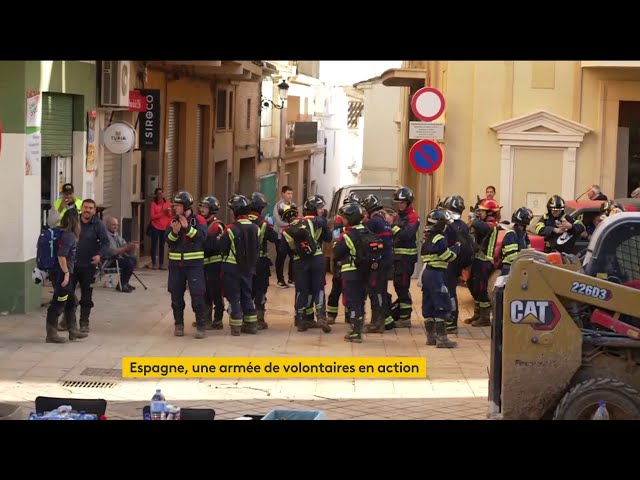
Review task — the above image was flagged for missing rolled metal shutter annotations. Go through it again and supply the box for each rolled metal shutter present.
[102,150,119,212]
[165,103,178,200]
[194,105,204,200]
[41,93,73,157]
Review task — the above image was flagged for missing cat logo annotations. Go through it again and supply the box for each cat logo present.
[510,300,561,331]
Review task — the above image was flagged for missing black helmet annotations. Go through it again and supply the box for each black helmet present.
[173,191,194,209]
[280,203,299,223]
[436,196,450,209]
[249,192,268,212]
[344,191,362,205]
[362,194,383,214]
[199,195,220,213]
[601,200,625,215]
[425,208,449,233]
[512,206,534,226]
[338,202,364,226]
[547,195,565,213]
[393,186,414,204]
[227,194,251,216]
[303,195,326,214]
[446,196,466,215]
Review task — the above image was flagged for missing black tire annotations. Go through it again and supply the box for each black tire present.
[553,377,640,420]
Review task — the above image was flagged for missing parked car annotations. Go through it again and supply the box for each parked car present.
[324,184,400,272]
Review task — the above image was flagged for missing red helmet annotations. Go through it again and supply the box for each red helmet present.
[477,198,500,212]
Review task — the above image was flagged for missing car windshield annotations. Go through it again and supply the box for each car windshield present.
[349,189,396,210]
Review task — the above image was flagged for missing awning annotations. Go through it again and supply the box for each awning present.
[380,68,427,88]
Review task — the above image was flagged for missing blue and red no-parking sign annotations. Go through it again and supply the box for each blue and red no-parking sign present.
[409,140,443,175]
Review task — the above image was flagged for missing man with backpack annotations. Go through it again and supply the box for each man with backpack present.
[327,192,362,325]
[421,208,460,348]
[57,199,111,334]
[441,196,474,333]
[281,195,332,333]
[219,194,261,336]
[198,195,225,330]
[333,202,372,343]
[166,191,208,339]
[248,192,279,330]
[362,194,393,334]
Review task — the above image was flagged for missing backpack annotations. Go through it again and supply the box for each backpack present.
[451,223,475,269]
[37,226,62,271]
[286,219,318,258]
[353,227,384,273]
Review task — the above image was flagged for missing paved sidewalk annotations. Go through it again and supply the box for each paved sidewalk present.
[0,267,491,420]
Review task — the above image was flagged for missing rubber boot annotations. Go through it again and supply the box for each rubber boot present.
[212,309,224,330]
[464,304,480,325]
[424,318,436,346]
[326,310,337,325]
[79,306,91,333]
[315,305,331,333]
[446,310,458,334]
[366,307,386,333]
[344,317,363,343]
[305,308,318,329]
[296,311,307,332]
[472,306,492,327]
[174,311,185,337]
[46,311,67,344]
[194,304,214,329]
[230,322,242,336]
[57,316,68,332]
[435,319,457,348]
[256,309,268,330]
[241,316,258,334]
[194,327,206,339]
[65,310,88,341]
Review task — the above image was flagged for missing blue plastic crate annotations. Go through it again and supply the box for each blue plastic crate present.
[261,409,326,420]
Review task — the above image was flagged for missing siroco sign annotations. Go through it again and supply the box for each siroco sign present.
[138,89,160,151]
[103,121,135,154]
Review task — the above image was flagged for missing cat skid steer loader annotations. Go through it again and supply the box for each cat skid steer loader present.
[489,213,640,420]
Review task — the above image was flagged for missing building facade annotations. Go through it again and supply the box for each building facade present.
[383,61,640,217]
[0,61,96,313]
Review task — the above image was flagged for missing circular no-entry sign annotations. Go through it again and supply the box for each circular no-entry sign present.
[409,139,443,175]
[411,87,445,122]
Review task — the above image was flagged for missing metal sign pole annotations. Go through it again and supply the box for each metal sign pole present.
[412,172,428,279]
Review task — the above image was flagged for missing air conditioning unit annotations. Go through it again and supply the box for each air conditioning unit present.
[100,60,130,108]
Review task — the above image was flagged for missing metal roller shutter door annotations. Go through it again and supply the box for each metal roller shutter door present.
[41,93,73,157]
[194,105,204,200]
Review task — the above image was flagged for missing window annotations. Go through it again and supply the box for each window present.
[228,91,234,129]
[216,90,226,130]
[247,98,251,130]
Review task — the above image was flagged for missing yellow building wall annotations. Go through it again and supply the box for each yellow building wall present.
[512,61,575,119]
[512,148,562,216]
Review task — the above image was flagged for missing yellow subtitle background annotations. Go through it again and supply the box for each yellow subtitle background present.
[122,357,426,379]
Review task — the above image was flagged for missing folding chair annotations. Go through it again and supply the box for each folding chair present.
[100,257,148,290]
[35,396,107,417]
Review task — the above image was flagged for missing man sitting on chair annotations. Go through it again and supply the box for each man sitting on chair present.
[104,217,138,293]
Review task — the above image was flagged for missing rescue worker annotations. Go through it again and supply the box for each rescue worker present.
[362,194,394,333]
[441,195,472,333]
[58,198,111,333]
[389,186,420,327]
[166,191,208,339]
[465,198,499,327]
[248,192,279,330]
[281,195,332,333]
[421,208,459,348]
[49,183,83,227]
[45,208,88,343]
[534,195,585,254]
[500,207,533,275]
[327,192,362,325]
[333,202,370,342]
[219,194,261,336]
[198,195,225,330]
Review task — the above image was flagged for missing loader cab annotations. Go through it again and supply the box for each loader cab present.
[583,212,640,284]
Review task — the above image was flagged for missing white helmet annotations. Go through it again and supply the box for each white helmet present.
[32,267,48,285]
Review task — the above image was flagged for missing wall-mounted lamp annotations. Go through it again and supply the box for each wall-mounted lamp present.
[261,79,290,109]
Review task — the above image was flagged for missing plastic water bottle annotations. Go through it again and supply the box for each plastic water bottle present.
[150,389,166,420]
[592,400,610,420]
[108,276,113,288]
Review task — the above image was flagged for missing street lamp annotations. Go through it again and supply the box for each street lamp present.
[261,79,290,109]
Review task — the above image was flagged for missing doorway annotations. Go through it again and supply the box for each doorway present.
[215,160,228,223]
[239,157,256,197]
[617,101,640,196]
